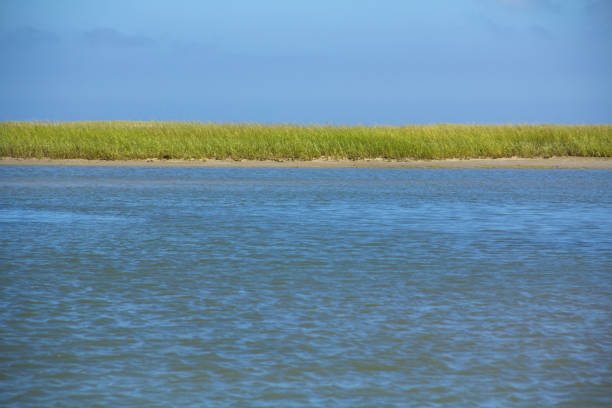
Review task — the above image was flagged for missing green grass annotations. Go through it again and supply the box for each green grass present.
[1,121,610,160]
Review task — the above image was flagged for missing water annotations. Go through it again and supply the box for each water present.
[1,166,611,407]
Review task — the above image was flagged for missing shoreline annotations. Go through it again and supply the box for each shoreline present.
[1,157,611,169]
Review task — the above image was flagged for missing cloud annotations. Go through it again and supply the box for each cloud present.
[495,0,560,11]
[585,0,612,19]
[529,24,553,39]
[0,27,60,48]
[480,17,515,37]
[83,28,156,48]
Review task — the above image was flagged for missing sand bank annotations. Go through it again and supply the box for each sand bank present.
[1,157,611,169]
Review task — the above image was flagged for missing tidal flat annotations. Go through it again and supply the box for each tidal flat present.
[2,157,612,169]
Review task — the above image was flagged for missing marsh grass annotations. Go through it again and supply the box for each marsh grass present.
[1,122,610,160]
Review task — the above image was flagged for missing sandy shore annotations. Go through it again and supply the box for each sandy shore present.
[1,157,611,169]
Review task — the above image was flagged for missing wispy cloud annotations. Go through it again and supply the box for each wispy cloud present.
[585,0,612,19]
[0,27,60,48]
[495,0,560,11]
[529,24,553,39]
[83,28,156,48]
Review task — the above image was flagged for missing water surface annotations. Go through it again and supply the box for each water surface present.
[1,167,611,406]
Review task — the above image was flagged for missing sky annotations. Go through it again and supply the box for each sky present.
[0,0,610,124]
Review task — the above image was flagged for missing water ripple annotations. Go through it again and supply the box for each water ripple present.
[1,167,611,406]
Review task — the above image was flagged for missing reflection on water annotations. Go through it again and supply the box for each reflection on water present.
[1,166,611,407]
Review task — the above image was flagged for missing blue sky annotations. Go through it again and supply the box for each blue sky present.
[1,0,610,124]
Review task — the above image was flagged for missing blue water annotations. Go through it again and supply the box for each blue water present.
[1,166,611,407]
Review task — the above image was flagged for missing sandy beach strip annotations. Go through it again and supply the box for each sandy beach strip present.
[1,157,611,169]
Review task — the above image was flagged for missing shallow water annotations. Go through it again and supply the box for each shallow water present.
[1,166,611,407]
